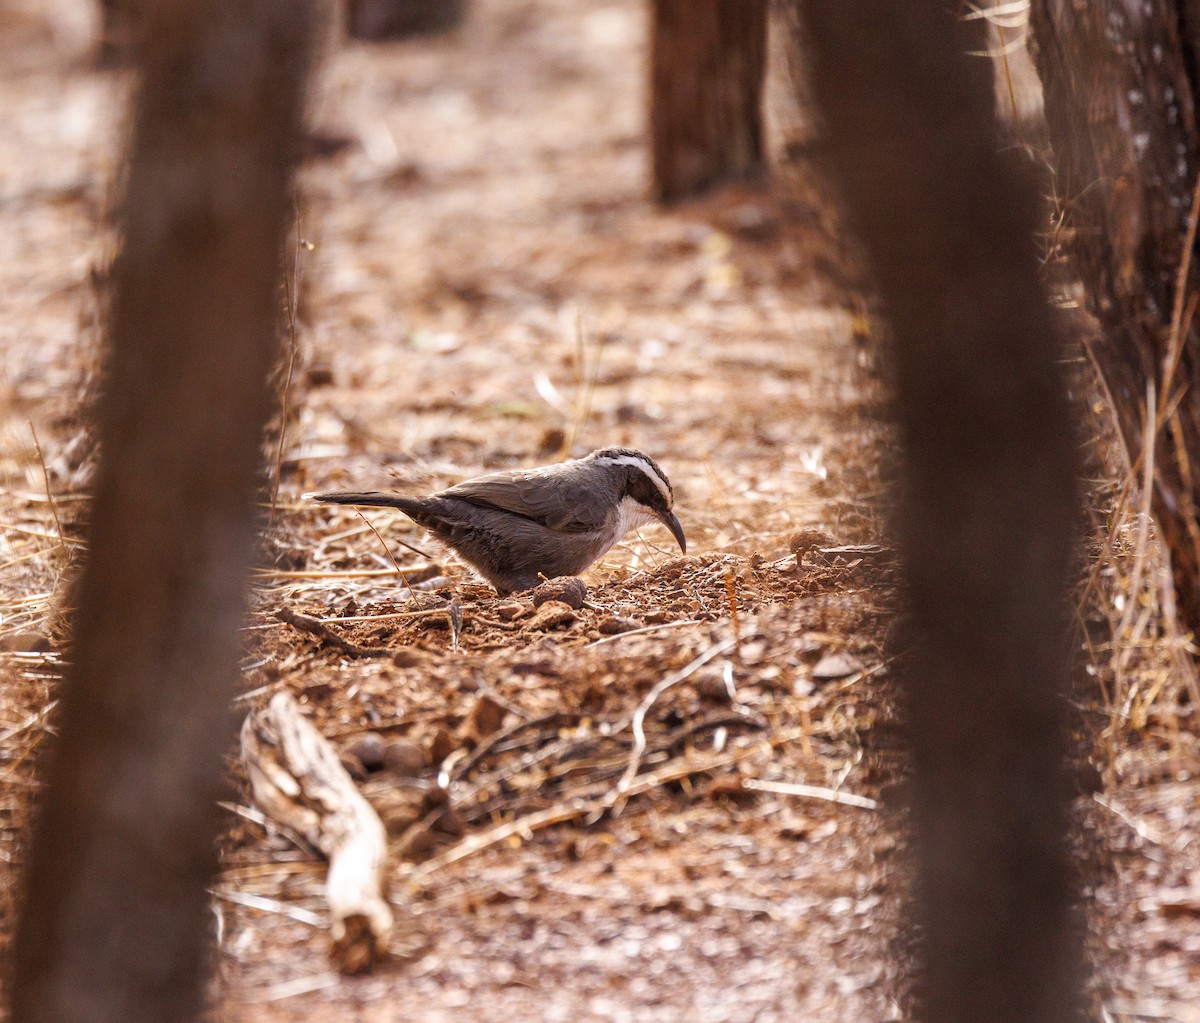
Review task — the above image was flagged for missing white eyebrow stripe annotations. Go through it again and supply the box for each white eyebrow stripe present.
[594,454,672,503]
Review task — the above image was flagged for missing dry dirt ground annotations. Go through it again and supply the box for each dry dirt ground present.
[1,2,1199,1021]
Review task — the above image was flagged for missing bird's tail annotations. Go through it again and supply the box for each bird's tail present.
[307,491,424,514]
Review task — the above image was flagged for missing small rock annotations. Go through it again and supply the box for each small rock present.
[428,727,456,765]
[367,786,426,837]
[657,557,690,580]
[423,784,449,808]
[528,599,577,631]
[301,681,332,702]
[392,647,429,668]
[396,822,437,860]
[795,633,825,656]
[382,737,426,776]
[345,733,386,771]
[531,577,588,609]
[696,675,732,703]
[643,609,672,624]
[459,693,507,744]
[737,640,766,665]
[430,806,464,838]
[812,651,863,680]
[537,427,566,456]
[615,402,655,424]
[789,528,836,564]
[305,361,334,387]
[493,602,529,621]
[1,632,52,653]
[340,753,367,782]
[779,814,815,840]
[598,613,640,635]
[1154,889,1200,919]
[708,776,754,801]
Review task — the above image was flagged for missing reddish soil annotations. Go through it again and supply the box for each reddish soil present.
[1,2,1198,1022]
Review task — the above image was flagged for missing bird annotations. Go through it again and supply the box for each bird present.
[309,446,687,596]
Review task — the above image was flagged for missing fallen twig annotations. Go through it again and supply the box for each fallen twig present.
[739,777,878,810]
[275,607,393,658]
[615,636,737,798]
[663,711,768,752]
[210,886,325,927]
[241,693,393,973]
[451,711,573,782]
[406,732,787,884]
[318,609,448,625]
[585,618,699,647]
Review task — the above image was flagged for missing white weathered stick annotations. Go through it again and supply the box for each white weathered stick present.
[240,692,393,973]
[615,636,737,797]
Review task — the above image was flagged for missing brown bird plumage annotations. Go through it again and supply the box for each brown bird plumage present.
[309,447,686,595]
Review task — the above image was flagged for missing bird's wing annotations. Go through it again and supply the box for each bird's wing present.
[440,467,607,532]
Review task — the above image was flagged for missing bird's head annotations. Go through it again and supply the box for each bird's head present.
[587,447,687,553]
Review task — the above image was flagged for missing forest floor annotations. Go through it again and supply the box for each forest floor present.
[2,1,1199,1021]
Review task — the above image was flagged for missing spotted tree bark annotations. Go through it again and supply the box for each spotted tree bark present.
[649,0,768,202]
[1030,1,1200,634]
[799,5,1084,1023]
[9,3,317,1022]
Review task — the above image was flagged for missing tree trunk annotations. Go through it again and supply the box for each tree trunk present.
[1030,1,1200,635]
[649,0,768,202]
[9,3,317,1022]
[799,5,1084,1023]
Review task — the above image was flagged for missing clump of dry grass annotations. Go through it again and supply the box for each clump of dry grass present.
[1071,343,1199,777]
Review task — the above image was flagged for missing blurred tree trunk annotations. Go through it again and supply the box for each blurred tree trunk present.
[799,5,1083,1023]
[1029,2,1200,636]
[10,3,316,1022]
[649,0,768,202]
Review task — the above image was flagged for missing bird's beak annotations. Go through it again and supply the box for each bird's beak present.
[656,509,687,553]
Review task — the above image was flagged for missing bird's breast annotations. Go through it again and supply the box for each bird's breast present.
[603,495,658,552]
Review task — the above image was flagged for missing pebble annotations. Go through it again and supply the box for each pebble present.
[812,651,863,680]
[528,600,577,630]
[531,577,588,609]
[1,632,51,653]
[345,733,386,771]
[382,737,426,776]
[598,614,640,635]
[789,528,836,563]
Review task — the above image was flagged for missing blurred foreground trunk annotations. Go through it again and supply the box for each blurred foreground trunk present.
[10,3,316,1022]
[1029,2,1200,638]
[799,5,1083,1023]
[649,0,767,202]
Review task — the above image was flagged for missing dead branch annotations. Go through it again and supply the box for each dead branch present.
[407,729,804,885]
[241,693,393,973]
[276,607,394,658]
[615,636,737,797]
